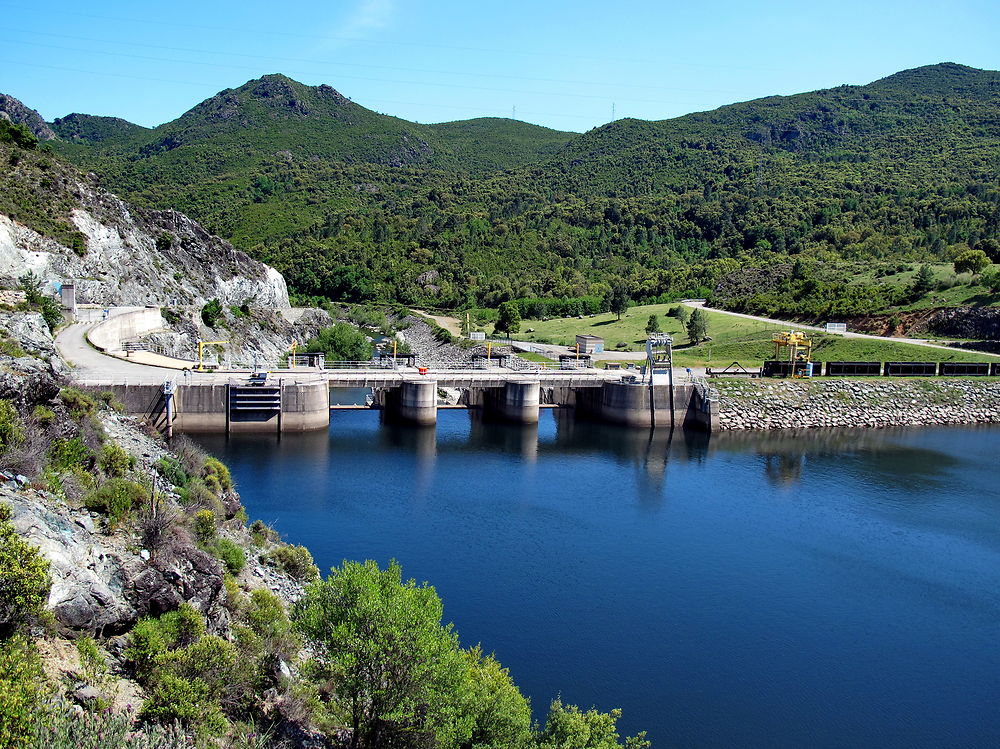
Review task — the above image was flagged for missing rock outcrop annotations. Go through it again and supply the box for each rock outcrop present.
[0,93,56,140]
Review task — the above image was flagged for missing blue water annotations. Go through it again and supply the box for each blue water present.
[195,413,1000,747]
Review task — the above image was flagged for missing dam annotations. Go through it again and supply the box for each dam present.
[88,372,719,434]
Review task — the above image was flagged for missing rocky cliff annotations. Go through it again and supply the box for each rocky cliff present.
[0,93,288,309]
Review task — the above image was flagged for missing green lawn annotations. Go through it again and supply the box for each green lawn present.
[520,304,996,368]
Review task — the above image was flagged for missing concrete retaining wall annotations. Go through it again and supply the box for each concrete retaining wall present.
[87,307,164,352]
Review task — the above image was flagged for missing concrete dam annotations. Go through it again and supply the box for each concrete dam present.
[91,373,719,435]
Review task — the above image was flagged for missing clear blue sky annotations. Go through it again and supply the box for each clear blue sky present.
[3,0,998,133]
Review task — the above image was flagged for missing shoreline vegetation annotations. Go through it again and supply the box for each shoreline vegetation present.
[0,370,650,748]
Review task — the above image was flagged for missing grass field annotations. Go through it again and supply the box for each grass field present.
[518,304,995,368]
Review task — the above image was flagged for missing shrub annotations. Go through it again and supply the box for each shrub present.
[202,457,233,493]
[0,635,49,748]
[193,509,217,543]
[156,456,188,488]
[170,436,208,477]
[249,519,279,546]
[161,307,182,325]
[97,442,134,478]
[97,390,124,412]
[208,538,246,575]
[264,544,319,581]
[140,673,227,736]
[0,399,24,453]
[48,437,93,472]
[201,298,224,328]
[31,404,55,426]
[139,501,184,555]
[0,338,26,358]
[0,503,51,636]
[33,699,188,748]
[58,388,99,419]
[82,478,147,524]
[176,477,218,511]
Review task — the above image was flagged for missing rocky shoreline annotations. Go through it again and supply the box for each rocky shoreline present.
[714,378,1000,431]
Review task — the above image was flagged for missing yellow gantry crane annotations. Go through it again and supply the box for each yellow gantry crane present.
[196,340,228,372]
[771,331,813,378]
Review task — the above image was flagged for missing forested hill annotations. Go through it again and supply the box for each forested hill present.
[33,63,1000,310]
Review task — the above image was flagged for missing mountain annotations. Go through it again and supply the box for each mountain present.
[0,93,56,140]
[0,95,287,308]
[37,64,1000,311]
[50,113,150,144]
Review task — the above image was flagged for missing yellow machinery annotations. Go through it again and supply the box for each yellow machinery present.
[771,331,813,378]
[196,340,228,371]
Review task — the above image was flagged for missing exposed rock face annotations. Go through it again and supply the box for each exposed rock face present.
[5,486,228,637]
[916,306,1000,340]
[0,195,289,308]
[0,93,56,140]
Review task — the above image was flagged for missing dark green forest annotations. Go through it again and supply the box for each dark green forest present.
[38,63,1000,314]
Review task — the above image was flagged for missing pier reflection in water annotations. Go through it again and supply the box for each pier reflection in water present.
[194,412,1000,749]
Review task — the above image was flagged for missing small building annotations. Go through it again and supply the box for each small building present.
[575,334,604,354]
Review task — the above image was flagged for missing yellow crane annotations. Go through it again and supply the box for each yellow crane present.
[771,331,813,377]
[196,340,228,372]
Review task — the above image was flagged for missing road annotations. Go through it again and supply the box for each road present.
[56,320,189,385]
[681,300,1000,358]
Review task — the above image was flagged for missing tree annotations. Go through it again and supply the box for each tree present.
[304,323,373,362]
[293,560,470,749]
[954,249,991,276]
[495,301,521,337]
[669,305,690,324]
[201,298,224,328]
[608,283,629,321]
[980,268,1000,293]
[686,308,708,343]
[537,699,650,749]
[644,315,661,335]
[912,264,935,296]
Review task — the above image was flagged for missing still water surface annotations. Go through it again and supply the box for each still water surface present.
[196,411,1000,747]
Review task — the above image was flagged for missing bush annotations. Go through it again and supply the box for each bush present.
[31,404,55,426]
[97,390,124,412]
[0,338,26,358]
[208,538,246,575]
[0,504,51,636]
[193,509,216,543]
[303,322,373,362]
[156,456,188,488]
[47,437,93,472]
[249,519,279,546]
[0,635,49,748]
[97,442,134,478]
[0,399,24,453]
[140,673,228,736]
[32,699,188,748]
[201,298,224,328]
[82,478,147,524]
[58,388,99,419]
[202,457,233,493]
[161,307,182,325]
[264,544,319,581]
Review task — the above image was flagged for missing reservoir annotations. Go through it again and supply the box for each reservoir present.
[195,412,1000,747]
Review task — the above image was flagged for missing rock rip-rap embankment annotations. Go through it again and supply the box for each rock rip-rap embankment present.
[715,378,1000,430]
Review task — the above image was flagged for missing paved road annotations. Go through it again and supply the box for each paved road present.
[681,301,1000,358]
[56,320,188,385]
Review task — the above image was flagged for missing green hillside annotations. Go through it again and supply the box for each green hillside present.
[40,63,1000,314]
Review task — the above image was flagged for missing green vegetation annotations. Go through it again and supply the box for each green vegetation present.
[200,298,224,328]
[48,64,1000,320]
[82,478,148,525]
[496,300,522,336]
[0,503,50,637]
[263,544,319,581]
[294,559,648,749]
[303,322,373,362]
[523,304,996,367]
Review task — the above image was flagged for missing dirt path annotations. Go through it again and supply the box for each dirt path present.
[682,301,1000,358]
[411,309,463,336]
